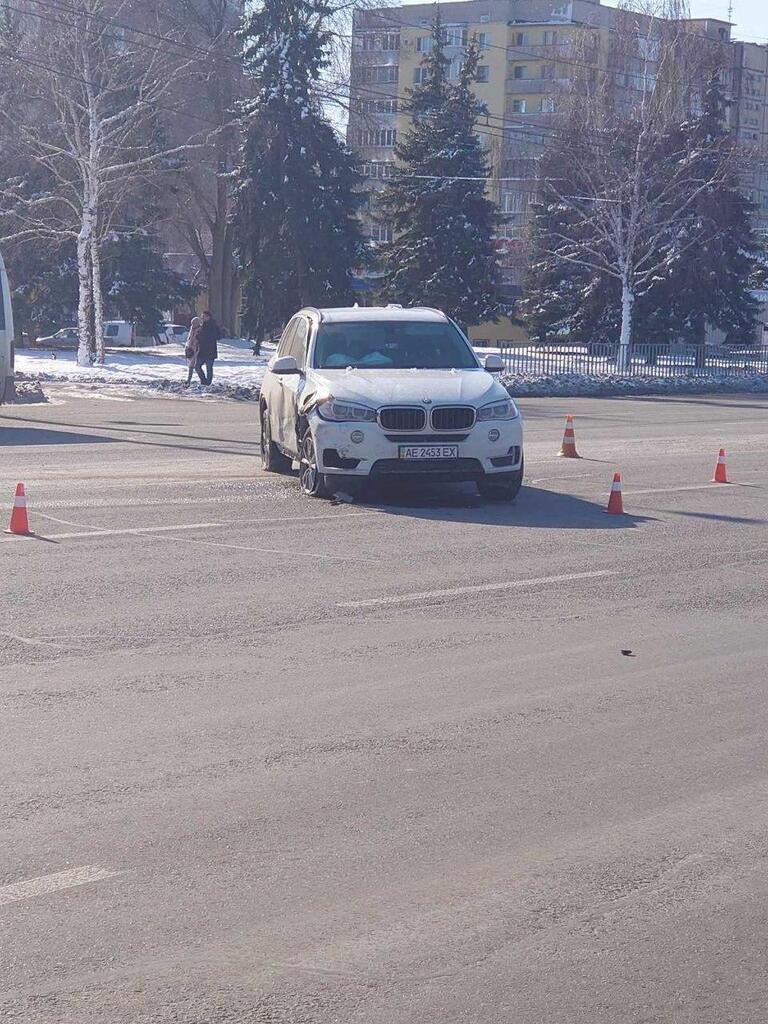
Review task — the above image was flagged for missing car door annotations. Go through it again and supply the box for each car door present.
[280,317,310,455]
[271,318,298,449]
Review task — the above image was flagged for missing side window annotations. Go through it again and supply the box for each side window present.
[290,319,309,369]
[277,319,298,357]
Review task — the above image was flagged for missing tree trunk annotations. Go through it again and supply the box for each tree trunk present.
[91,240,105,364]
[76,223,94,367]
[617,280,634,374]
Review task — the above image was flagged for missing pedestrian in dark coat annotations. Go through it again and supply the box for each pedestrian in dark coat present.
[195,310,222,385]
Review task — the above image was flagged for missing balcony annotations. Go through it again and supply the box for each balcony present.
[507,77,569,93]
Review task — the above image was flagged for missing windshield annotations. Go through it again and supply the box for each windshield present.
[313,321,478,370]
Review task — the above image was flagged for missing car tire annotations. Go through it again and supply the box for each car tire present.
[261,406,292,473]
[298,429,333,498]
[477,458,524,502]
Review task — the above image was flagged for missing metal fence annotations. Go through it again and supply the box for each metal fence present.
[497,342,768,378]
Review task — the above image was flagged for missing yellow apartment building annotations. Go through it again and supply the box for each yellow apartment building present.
[347,0,767,344]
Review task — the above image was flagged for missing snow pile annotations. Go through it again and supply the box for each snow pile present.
[502,371,768,398]
[8,380,47,403]
[14,338,272,400]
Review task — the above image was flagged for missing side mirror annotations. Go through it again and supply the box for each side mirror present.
[484,353,505,373]
[271,355,300,375]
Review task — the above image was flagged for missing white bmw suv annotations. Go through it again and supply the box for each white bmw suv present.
[259,306,524,501]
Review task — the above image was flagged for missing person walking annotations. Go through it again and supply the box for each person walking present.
[184,316,202,386]
[195,310,222,385]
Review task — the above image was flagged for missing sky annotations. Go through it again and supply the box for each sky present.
[685,0,765,41]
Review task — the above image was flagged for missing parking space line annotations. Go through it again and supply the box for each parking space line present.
[1,510,379,544]
[0,866,118,907]
[338,570,617,609]
[626,483,760,496]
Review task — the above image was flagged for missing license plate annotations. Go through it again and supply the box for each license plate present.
[398,445,459,460]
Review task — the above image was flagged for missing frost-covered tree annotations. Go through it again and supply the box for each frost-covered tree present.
[0,0,204,364]
[522,77,760,354]
[233,0,366,342]
[379,21,503,330]
[653,78,761,346]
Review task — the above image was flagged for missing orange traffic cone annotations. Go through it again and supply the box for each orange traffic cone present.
[605,472,624,515]
[558,415,580,458]
[6,483,32,536]
[712,448,729,484]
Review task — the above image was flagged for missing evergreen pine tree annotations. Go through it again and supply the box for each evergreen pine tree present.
[654,78,761,346]
[379,19,504,330]
[233,0,366,343]
[102,233,196,336]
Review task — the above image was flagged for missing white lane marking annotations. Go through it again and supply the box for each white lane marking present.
[0,866,117,907]
[5,510,378,543]
[32,510,103,529]
[0,632,66,649]
[338,570,617,609]
[626,483,759,496]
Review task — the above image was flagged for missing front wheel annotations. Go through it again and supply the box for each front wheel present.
[261,406,291,473]
[298,430,334,498]
[477,459,524,502]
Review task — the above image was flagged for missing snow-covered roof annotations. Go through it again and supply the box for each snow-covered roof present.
[313,305,449,323]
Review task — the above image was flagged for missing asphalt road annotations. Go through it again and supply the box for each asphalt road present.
[2,387,768,1024]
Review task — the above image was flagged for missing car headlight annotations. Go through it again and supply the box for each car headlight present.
[316,397,377,423]
[477,398,519,421]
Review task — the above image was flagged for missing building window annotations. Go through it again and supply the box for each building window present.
[476,65,489,83]
[357,129,397,147]
[543,30,558,46]
[414,66,426,84]
[541,64,556,79]
[475,31,489,49]
[541,96,555,113]
[513,65,527,79]
[381,33,400,51]
[513,32,529,47]
[359,65,398,84]
[446,59,461,81]
[512,99,527,114]
[480,13,490,23]
[444,25,468,47]
[369,222,392,244]
[357,98,398,114]
[362,162,393,179]
[359,33,376,50]
[416,35,431,53]
[637,36,660,62]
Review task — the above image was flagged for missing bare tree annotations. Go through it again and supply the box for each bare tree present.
[0,0,205,364]
[533,1,732,370]
[157,0,243,334]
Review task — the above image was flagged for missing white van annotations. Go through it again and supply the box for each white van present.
[103,321,165,347]
[0,248,14,404]
[103,321,136,346]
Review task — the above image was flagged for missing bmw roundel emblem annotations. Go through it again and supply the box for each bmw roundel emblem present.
[423,397,432,404]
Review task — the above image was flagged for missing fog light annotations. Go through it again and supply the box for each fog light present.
[488,428,500,442]
[350,430,364,444]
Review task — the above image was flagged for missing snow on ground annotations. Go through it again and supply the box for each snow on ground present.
[13,338,768,402]
[14,338,273,399]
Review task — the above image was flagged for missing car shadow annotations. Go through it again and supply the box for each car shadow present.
[0,425,116,446]
[353,482,653,529]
